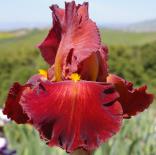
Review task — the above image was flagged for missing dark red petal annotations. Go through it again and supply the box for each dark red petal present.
[38,6,63,65]
[107,74,154,118]
[20,81,122,152]
[52,2,101,81]
[97,45,109,82]
[3,75,45,124]
[3,83,30,124]
[77,52,99,81]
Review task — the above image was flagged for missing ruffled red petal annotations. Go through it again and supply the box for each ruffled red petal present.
[3,75,44,124]
[20,81,122,152]
[3,82,30,124]
[107,74,154,118]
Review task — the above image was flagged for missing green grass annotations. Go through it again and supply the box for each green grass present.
[0,29,48,51]
[0,30,32,40]
[0,32,15,39]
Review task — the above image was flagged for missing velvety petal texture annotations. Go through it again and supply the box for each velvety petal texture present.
[107,74,154,118]
[3,83,30,124]
[20,81,122,152]
[3,75,45,124]
[38,8,62,65]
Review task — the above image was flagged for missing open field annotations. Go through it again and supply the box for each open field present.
[100,29,156,46]
[1,28,156,47]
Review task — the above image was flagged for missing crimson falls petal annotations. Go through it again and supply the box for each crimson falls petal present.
[20,80,122,152]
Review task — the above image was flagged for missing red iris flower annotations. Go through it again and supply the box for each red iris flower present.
[3,1,154,153]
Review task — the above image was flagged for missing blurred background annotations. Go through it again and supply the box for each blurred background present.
[0,0,156,155]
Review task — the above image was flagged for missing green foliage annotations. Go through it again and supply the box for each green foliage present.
[0,29,156,155]
[4,124,66,155]
[108,42,156,93]
[99,109,156,155]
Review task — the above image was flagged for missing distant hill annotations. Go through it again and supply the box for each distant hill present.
[124,19,156,32]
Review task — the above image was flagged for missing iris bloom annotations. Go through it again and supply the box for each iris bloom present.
[3,1,154,153]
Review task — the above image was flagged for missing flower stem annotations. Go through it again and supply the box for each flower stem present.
[70,149,95,155]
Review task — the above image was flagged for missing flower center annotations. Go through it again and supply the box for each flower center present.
[70,73,81,82]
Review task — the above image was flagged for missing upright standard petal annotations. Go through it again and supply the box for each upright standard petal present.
[20,81,122,152]
[38,6,63,65]
[39,1,108,82]
[107,74,154,118]
[52,2,101,81]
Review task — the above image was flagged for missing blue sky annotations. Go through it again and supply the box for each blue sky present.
[0,0,156,29]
